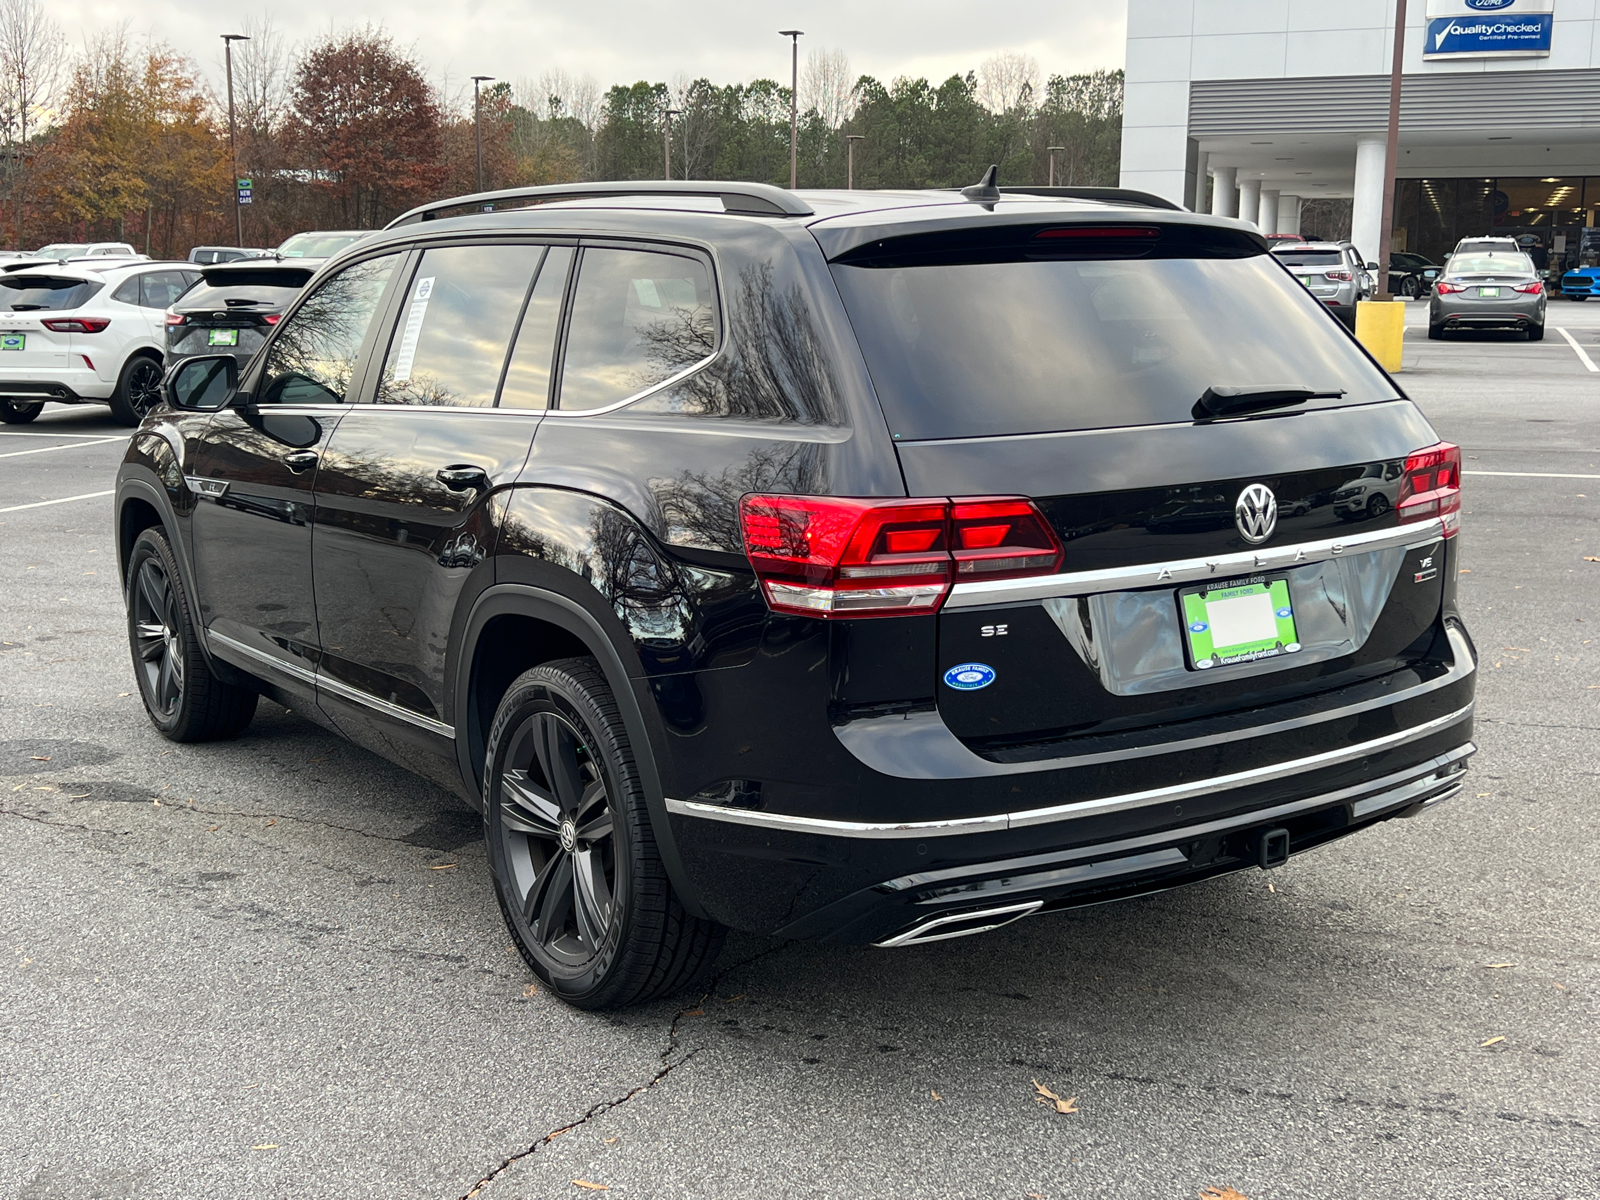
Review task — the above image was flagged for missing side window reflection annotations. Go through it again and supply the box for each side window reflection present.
[257,254,399,405]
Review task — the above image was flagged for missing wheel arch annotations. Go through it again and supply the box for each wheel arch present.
[456,583,706,920]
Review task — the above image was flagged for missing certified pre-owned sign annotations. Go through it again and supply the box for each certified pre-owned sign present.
[1424,0,1554,58]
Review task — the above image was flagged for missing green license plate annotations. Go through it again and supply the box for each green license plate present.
[1478,286,1500,298]
[0,333,24,351]
[1180,579,1301,671]
[207,328,239,346]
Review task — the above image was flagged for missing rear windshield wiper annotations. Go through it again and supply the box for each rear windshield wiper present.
[8,303,46,311]
[1194,385,1346,420]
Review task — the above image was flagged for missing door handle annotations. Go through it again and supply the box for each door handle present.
[283,450,319,473]
[436,465,490,492]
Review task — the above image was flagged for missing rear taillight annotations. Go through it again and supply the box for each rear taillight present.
[165,312,185,326]
[739,494,1063,618]
[42,317,110,333]
[263,312,282,325]
[1398,442,1462,538]
[1325,270,1354,282]
[1513,281,1543,295]
[1435,282,1466,294]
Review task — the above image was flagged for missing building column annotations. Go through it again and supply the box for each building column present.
[1351,134,1388,265]
[1259,190,1280,236]
[1238,178,1261,229]
[1193,151,1210,214]
[1212,166,1237,219]
[1278,194,1302,235]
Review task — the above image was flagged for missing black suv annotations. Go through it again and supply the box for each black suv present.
[116,178,1476,1010]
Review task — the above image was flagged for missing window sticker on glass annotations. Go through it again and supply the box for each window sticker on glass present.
[391,275,434,383]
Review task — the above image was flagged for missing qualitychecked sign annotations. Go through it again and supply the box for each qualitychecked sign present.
[1424,0,1554,57]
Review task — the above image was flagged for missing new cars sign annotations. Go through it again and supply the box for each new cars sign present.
[1424,0,1554,59]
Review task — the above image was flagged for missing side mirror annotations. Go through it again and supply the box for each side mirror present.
[1364,262,1380,271]
[165,354,237,412]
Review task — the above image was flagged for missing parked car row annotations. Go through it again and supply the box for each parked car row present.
[0,230,368,424]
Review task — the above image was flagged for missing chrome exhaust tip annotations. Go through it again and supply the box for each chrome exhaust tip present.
[873,899,1044,948]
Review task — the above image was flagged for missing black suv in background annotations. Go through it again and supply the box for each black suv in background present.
[117,178,1476,1009]
[165,261,317,373]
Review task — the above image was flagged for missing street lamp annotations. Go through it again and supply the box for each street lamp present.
[846,134,864,190]
[472,76,495,194]
[221,33,249,247]
[1047,145,1065,188]
[664,108,681,180]
[779,30,803,189]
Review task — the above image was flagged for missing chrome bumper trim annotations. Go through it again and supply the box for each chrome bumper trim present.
[665,702,1475,839]
[943,517,1447,609]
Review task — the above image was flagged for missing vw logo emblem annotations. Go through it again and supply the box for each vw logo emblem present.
[558,818,577,853]
[1234,484,1278,544]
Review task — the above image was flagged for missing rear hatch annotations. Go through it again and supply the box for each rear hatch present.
[1270,248,1349,302]
[0,273,102,377]
[169,264,312,361]
[826,215,1458,754]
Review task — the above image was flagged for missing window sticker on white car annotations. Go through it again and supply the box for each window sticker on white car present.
[391,275,435,383]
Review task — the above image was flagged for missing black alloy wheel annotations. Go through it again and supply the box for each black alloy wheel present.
[124,527,258,741]
[1399,277,1420,300]
[1366,494,1391,518]
[484,659,724,1010]
[0,399,42,423]
[110,356,164,426]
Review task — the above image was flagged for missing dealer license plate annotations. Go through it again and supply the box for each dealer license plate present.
[1478,286,1500,298]
[0,333,24,351]
[1180,579,1302,671]
[207,328,239,346]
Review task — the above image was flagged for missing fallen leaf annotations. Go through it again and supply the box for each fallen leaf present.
[429,863,457,871]
[931,1089,942,1101]
[723,993,745,1002]
[1553,981,1566,990]
[242,1083,258,1090]
[1584,557,1600,563]
[1033,1080,1078,1114]
[263,819,275,827]
[522,984,539,998]
[251,1144,279,1151]
[603,1137,619,1144]
[1457,569,1471,574]
[571,1182,609,1192]
[1502,646,1531,652]
[1486,963,1515,969]
[118,692,131,697]
[680,1008,704,1018]
[207,825,220,832]
[1267,882,1275,893]
[29,756,48,761]
[1481,1036,1506,1047]
[1201,1190,1250,1200]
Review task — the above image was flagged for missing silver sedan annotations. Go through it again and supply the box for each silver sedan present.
[1428,251,1546,341]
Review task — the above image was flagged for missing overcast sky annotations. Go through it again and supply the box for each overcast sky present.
[52,0,1127,102]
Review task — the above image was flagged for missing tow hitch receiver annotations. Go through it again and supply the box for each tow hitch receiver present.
[1259,828,1291,870]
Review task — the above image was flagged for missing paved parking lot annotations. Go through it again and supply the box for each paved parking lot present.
[2,302,1597,1199]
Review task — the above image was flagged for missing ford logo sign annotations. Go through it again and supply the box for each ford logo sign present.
[943,662,996,691]
[1464,0,1514,9]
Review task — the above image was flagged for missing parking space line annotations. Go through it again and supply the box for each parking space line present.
[1465,470,1600,479]
[1555,327,1599,372]
[0,489,114,514]
[0,437,125,458]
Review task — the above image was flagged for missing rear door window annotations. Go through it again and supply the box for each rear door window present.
[556,247,717,412]
[373,243,545,408]
[830,254,1401,441]
[255,253,400,405]
[499,246,573,410]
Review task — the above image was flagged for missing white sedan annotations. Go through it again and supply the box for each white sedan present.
[0,259,202,425]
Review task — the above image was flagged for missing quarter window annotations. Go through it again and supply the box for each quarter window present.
[373,243,546,407]
[557,247,716,412]
[499,246,573,410]
[139,270,195,309]
[257,253,399,406]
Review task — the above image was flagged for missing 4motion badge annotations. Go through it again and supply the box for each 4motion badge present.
[944,662,996,691]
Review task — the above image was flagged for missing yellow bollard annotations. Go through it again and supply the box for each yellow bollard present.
[1355,299,1405,373]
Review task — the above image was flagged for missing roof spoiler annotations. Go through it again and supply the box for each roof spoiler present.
[386,180,815,228]
[997,186,1185,212]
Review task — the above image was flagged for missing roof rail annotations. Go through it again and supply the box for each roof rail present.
[385,181,815,228]
[997,185,1185,212]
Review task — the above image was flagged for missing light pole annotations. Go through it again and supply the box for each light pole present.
[221,33,249,247]
[779,29,803,189]
[664,108,681,180]
[1047,145,1065,188]
[1374,0,1408,299]
[846,134,864,189]
[472,76,495,194]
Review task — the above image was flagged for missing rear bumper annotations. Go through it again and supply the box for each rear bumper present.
[0,368,112,403]
[1432,300,1543,328]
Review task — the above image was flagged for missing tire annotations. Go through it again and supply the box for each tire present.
[1527,323,1545,341]
[125,527,257,742]
[0,399,42,423]
[1571,295,1587,302]
[1399,278,1419,300]
[1427,322,1444,340]
[484,658,725,1010]
[1366,494,1391,518]
[108,354,164,426]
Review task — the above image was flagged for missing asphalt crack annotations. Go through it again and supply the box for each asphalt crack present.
[0,806,123,835]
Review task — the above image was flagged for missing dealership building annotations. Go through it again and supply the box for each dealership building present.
[1120,0,1600,268]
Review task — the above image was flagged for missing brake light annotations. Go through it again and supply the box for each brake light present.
[41,317,109,333]
[1035,226,1161,241]
[1513,281,1543,295]
[739,494,1063,618]
[1435,282,1466,294]
[263,312,281,324]
[1325,270,1353,282]
[1397,442,1462,538]
[165,312,185,326]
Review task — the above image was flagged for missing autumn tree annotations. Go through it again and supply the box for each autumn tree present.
[290,28,443,228]
[0,0,64,246]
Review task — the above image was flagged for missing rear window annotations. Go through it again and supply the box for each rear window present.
[1447,254,1535,275]
[831,255,1401,441]
[0,275,102,311]
[179,282,303,311]
[1272,250,1344,267]
[278,233,363,258]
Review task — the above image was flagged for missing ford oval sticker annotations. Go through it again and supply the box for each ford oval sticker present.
[943,662,996,691]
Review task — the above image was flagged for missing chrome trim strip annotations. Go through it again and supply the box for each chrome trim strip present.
[944,518,1447,609]
[207,630,316,686]
[206,631,454,740]
[873,900,1043,948]
[665,703,1475,839]
[183,475,229,498]
[315,671,455,739]
[911,847,1189,905]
